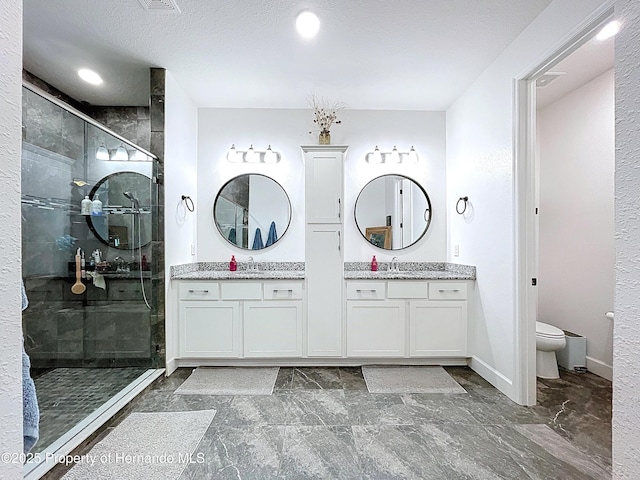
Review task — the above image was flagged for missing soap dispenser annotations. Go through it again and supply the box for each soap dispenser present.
[229,255,237,271]
[91,194,103,215]
[371,255,378,272]
[81,196,92,215]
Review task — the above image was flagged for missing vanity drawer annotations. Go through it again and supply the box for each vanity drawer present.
[428,282,468,300]
[346,282,386,300]
[179,282,219,300]
[264,282,303,300]
[221,282,263,300]
[387,281,428,299]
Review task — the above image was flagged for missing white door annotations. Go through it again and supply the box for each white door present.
[306,226,343,356]
[409,301,467,357]
[244,301,303,357]
[305,152,342,223]
[179,302,240,357]
[346,301,406,357]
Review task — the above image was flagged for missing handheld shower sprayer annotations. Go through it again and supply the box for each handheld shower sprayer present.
[123,191,140,210]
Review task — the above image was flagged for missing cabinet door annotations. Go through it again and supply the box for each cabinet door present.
[305,151,343,223]
[409,301,468,357]
[244,301,303,357]
[346,301,406,357]
[179,301,240,357]
[307,226,343,356]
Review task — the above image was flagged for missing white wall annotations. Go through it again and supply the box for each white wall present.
[0,0,24,477]
[614,0,640,476]
[164,72,198,372]
[446,0,610,400]
[537,69,614,380]
[197,108,446,263]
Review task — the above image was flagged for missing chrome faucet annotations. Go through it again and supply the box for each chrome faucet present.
[391,256,399,272]
[248,256,256,271]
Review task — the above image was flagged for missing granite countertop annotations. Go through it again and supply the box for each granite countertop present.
[171,262,305,280]
[344,262,476,280]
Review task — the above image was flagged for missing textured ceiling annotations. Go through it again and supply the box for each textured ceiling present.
[23,0,553,109]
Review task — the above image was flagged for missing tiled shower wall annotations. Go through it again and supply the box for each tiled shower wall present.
[21,69,165,368]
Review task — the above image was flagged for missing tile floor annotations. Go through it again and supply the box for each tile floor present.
[33,367,149,453]
[48,366,611,479]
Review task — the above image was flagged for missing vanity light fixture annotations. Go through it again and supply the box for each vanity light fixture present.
[96,143,110,161]
[128,149,149,161]
[366,146,419,164]
[226,144,281,163]
[111,144,129,161]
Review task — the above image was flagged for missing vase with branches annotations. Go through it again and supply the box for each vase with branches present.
[308,94,345,145]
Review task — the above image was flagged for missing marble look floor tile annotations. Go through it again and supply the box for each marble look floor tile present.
[152,367,193,391]
[290,367,344,390]
[401,393,480,425]
[281,390,350,426]
[280,426,362,479]
[353,424,531,480]
[179,425,285,480]
[273,367,294,392]
[464,386,550,425]
[510,424,611,480]
[213,395,288,427]
[132,390,233,413]
[443,366,494,389]
[345,392,414,426]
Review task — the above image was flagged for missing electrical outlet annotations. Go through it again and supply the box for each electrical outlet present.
[190,243,196,255]
[454,244,460,257]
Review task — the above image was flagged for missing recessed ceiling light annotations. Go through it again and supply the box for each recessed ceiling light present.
[596,20,621,41]
[296,10,320,39]
[78,68,103,85]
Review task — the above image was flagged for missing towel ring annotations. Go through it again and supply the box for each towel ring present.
[181,195,195,212]
[456,196,469,215]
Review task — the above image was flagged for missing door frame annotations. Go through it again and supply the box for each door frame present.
[513,3,614,406]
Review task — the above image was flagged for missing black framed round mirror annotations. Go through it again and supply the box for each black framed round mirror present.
[214,174,292,250]
[355,174,432,250]
[87,171,152,250]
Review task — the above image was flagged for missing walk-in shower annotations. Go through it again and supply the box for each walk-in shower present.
[20,83,163,470]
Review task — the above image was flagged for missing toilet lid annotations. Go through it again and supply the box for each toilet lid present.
[536,322,565,338]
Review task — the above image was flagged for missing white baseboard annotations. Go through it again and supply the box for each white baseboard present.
[470,355,515,400]
[166,357,178,376]
[174,357,470,368]
[586,356,612,381]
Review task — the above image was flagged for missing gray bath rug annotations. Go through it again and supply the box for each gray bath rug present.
[175,367,280,395]
[362,366,467,394]
[62,409,215,480]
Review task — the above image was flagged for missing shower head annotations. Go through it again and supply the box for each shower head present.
[123,191,140,209]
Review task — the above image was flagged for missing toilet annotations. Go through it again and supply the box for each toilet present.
[535,321,566,379]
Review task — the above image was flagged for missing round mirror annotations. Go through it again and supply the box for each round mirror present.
[214,174,291,250]
[355,174,432,250]
[87,171,152,250]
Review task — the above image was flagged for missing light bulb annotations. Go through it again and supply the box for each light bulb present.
[596,20,621,41]
[296,10,320,39]
[369,146,383,164]
[407,146,418,164]
[96,143,109,160]
[78,68,103,85]
[389,146,400,163]
[227,144,239,163]
[264,145,278,163]
[111,144,128,161]
[245,145,258,163]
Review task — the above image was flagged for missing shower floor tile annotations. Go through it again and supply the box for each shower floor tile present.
[32,367,148,453]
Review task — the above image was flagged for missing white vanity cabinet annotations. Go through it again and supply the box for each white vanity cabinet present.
[345,280,471,358]
[179,282,241,358]
[177,280,304,359]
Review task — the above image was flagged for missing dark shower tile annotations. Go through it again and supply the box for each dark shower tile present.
[150,95,165,132]
[150,131,164,159]
[137,107,149,120]
[136,118,151,151]
[150,68,165,96]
